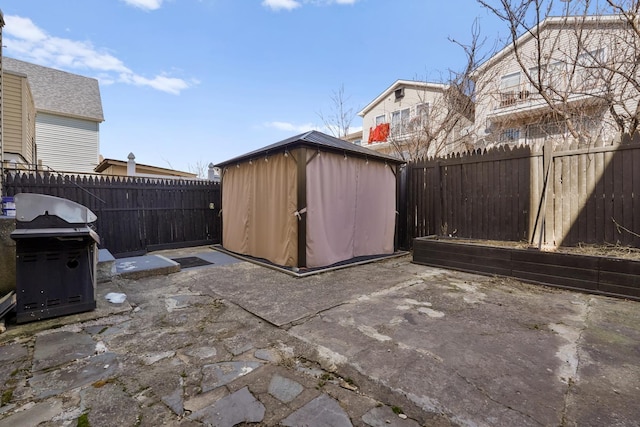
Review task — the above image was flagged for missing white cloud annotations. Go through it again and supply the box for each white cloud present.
[120,0,164,11]
[262,0,301,11]
[265,121,320,133]
[262,0,359,10]
[3,15,193,95]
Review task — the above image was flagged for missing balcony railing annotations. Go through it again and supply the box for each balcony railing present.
[499,89,532,108]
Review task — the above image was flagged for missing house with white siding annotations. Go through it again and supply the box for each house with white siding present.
[358,80,473,160]
[3,57,104,174]
[472,14,638,150]
[2,68,36,169]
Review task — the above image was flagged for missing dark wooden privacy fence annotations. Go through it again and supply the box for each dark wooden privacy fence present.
[3,172,221,257]
[405,145,536,244]
[405,141,640,249]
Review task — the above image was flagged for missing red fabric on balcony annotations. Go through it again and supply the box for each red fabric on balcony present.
[368,123,390,143]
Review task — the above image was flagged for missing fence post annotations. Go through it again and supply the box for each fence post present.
[542,140,555,247]
[396,164,409,250]
[530,140,554,247]
[434,160,443,236]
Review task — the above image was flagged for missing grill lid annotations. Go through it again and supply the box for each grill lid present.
[14,193,97,224]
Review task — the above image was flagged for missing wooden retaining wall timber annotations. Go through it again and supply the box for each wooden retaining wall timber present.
[413,237,640,301]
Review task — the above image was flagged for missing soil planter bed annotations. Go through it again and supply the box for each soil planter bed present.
[413,237,640,301]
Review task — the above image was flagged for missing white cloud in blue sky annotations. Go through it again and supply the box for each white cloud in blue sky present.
[3,14,192,95]
[120,0,164,11]
[262,0,358,11]
[264,121,320,132]
[262,0,301,11]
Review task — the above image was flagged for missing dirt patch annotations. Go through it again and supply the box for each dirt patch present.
[428,237,640,261]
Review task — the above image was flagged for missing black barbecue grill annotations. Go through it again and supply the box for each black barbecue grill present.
[10,193,100,323]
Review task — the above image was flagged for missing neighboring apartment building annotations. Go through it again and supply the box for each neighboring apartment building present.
[2,68,36,169]
[358,80,473,160]
[472,14,636,150]
[342,129,363,146]
[3,57,104,174]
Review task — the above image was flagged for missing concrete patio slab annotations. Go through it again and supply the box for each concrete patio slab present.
[0,250,637,426]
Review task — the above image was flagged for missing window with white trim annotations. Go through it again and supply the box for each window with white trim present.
[375,114,386,126]
[499,72,521,107]
[391,108,410,134]
[575,49,605,90]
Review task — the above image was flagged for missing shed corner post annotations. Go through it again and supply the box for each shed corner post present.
[296,147,307,268]
[396,164,409,251]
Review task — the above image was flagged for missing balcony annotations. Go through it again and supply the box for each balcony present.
[489,84,607,122]
[499,89,532,108]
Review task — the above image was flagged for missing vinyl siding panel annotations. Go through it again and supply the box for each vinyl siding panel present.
[3,72,35,163]
[4,73,24,155]
[36,113,99,173]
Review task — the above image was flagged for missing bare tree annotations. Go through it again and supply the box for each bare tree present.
[317,84,355,139]
[385,22,485,161]
[477,0,640,147]
[188,160,208,179]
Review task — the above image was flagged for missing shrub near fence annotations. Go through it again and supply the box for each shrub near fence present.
[2,172,221,257]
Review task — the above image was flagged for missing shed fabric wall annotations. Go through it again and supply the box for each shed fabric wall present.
[221,153,298,267]
[306,152,396,268]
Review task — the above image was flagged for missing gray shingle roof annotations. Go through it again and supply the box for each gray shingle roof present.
[216,130,404,168]
[3,57,104,122]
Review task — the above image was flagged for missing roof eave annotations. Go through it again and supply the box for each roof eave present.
[358,79,447,117]
[472,14,627,78]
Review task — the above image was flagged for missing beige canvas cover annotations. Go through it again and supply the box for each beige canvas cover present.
[306,151,396,268]
[222,153,298,267]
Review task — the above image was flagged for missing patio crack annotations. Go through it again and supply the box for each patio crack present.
[559,297,593,426]
[280,301,352,330]
[453,370,546,426]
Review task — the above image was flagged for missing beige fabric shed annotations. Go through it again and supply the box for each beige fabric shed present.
[216,131,404,269]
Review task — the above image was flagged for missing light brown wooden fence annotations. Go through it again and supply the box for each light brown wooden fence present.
[405,141,640,249]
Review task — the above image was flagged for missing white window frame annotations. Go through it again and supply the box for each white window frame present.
[391,108,411,135]
[499,72,521,107]
[575,48,605,91]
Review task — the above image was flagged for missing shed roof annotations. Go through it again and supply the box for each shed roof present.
[216,130,404,168]
[3,57,104,122]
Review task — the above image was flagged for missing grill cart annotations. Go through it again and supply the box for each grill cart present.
[10,193,99,323]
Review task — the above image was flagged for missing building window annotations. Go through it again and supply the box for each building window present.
[547,61,566,91]
[500,128,520,143]
[409,103,429,131]
[416,103,429,121]
[575,49,605,91]
[499,72,521,107]
[391,108,411,135]
[375,114,386,126]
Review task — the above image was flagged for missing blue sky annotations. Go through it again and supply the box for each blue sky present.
[2,0,504,174]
